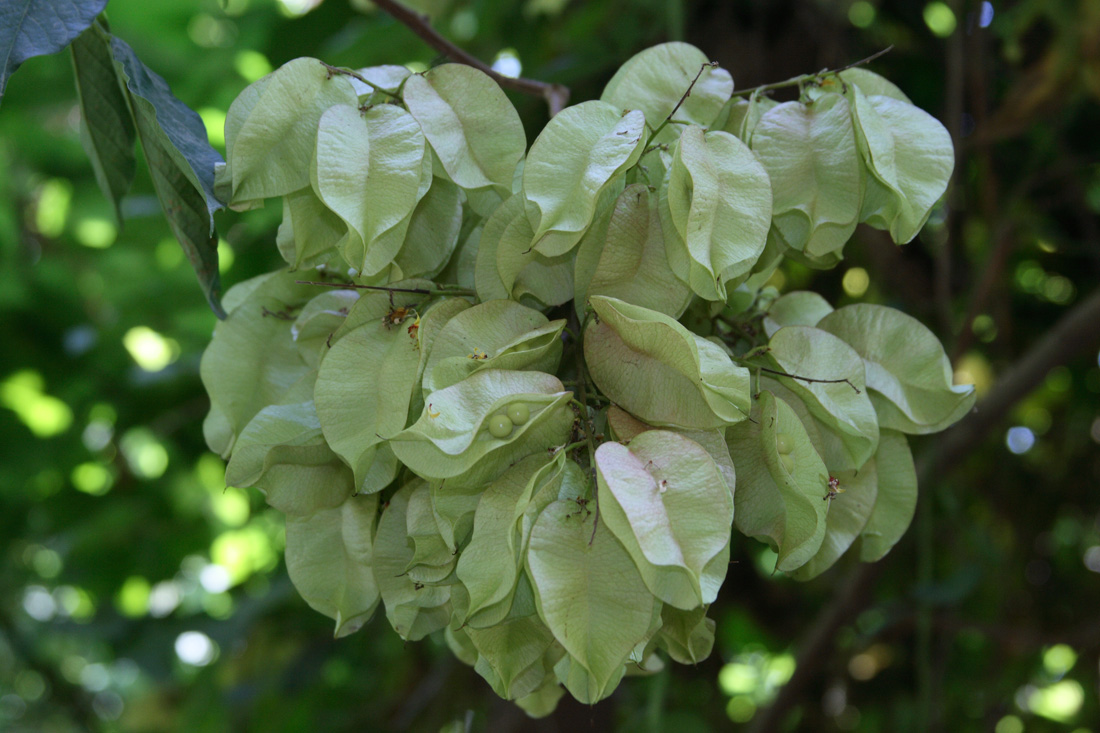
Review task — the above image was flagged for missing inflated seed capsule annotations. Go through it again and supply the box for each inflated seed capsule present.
[780,453,795,474]
[775,432,793,455]
[506,403,530,426]
[488,414,514,438]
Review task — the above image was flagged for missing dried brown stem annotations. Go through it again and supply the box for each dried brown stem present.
[369,0,570,115]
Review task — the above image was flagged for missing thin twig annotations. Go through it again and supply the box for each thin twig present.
[295,280,475,297]
[730,45,894,99]
[645,61,717,144]
[755,366,861,394]
[369,0,570,115]
[319,62,401,98]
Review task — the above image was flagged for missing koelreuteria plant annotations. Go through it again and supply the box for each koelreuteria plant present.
[198,41,973,714]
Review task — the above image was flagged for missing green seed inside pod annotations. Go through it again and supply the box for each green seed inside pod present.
[507,403,530,426]
[780,453,795,474]
[488,414,514,438]
[776,432,794,455]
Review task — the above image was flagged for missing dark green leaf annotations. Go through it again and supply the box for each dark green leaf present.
[69,22,134,225]
[0,0,108,105]
[108,35,225,315]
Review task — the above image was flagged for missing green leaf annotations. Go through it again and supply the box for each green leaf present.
[200,273,318,455]
[312,103,426,275]
[758,376,852,477]
[816,304,975,433]
[665,125,772,300]
[857,430,917,561]
[275,187,348,270]
[225,58,357,204]
[788,457,878,580]
[845,86,954,243]
[349,64,410,96]
[763,290,834,337]
[290,289,359,369]
[584,296,751,429]
[837,68,911,103]
[393,177,463,280]
[314,304,423,494]
[494,202,577,308]
[404,481,456,584]
[109,35,226,316]
[225,399,354,517]
[410,297,472,410]
[466,615,557,700]
[726,390,829,572]
[325,279,431,345]
[445,625,479,667]
[457,454,561,625]
[523,101,646,256]
[515,670,566,718]
[69,22,134,225]
[372,481,452,640]
[1,0,108,105]
[526,500,657,702]
[751,96,861,259]
[717,92,778,145]
[553,651,626,705]
[390,369,572,488]
[605,406,738,498]
[423,299,564,394]
[285,492,380,638]
[475,192,575,308]
[437,219,481,293]
[574,183,692,318]
[657,605,716,665]
[595,430,733,609]
[474,192,521,302]
[600,42,733,135]
[402,64,525,198]
[762,326,879,469]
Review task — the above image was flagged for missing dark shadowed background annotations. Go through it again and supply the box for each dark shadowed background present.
[1,0,1099,731]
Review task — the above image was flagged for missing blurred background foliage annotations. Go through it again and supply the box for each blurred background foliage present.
[1,0,1099,730]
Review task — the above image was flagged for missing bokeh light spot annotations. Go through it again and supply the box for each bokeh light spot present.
[210,487,250,527]
[1027,680,1084,722]
[234,50,273,82]
[491,49,522,78]
[1005,426,1035,454]
[175,631,217,666]
[218,239,235,273]
[120,428,169,479]
[116,576,151,618]
[72,462,113,495]
[924,2,957,37]
[1083,546,1100,572]
[848,1,875,28]
[1,370,73,437]
[74,217,116,249]
[199,107,227,148]
[979,1,994,28]
[35,178,72,237]
[1043,645,1077,676]
[842,267,869,297]
[954,352,993,397]
[123,326,179,372]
